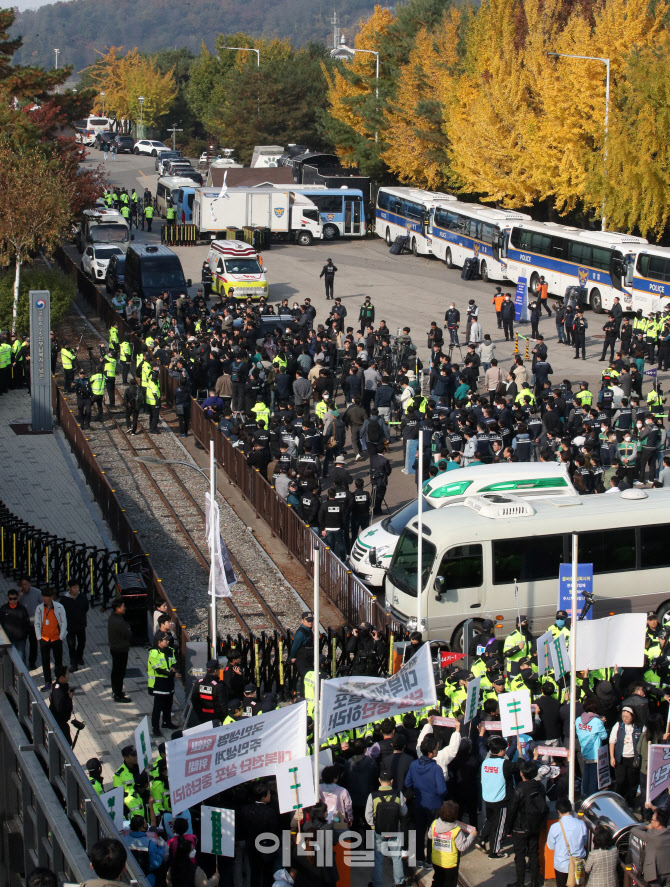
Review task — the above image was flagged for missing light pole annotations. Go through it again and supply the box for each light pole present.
[330,37,379,143]
[54,48,59,69]
[134,444,219,660]
[100,91,105,117]
[222,47,260,116]
[138,95,144,134]
[547,52,611,230]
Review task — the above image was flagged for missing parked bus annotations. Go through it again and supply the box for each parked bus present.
[624,245,670,315]
[503,220,648,313]
[286,187,365,240]
[385,488,670,647]
[430,202,531,282]
[375,187,456,255]
[76,116,114,145]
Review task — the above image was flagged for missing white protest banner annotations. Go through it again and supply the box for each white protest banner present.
[201,806,235,856]
[647,744,670,803]
[498,691,533,738]
[537,630,554,678]
[320,642,436,739]
[135,716,152,774]
[597,745,611,790]
[99,787,124,827]
[482,721,502,731]
[574,613,647,671]
[167,701,307,811]
[550,634,569,681]
[433,716,459,728]
[182,720,215,738]
[276,755,318,814]
[464,677,481,725]
[536,746,568,758]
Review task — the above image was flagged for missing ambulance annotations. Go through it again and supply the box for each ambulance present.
[205,239,269,300]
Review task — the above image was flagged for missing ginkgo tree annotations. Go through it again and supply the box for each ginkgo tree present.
[88,47,177,127]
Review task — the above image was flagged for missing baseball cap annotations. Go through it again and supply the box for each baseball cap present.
[86,757,102,771]
[302,611,314,621]
[556,610,568,619]
[244,683,256,694]
[122,745,137,757]
[228,698,242,712]
[481,619,494,631]
[207,659,219,670]
[155,631,169,642]
[622,706,635,716]
[517,614,529,623]
[648,611,659,619]
[492,675,506,686]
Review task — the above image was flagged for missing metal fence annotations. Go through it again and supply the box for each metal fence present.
[0,627,150,887]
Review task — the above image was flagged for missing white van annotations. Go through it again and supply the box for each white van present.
[156,176,199,218]
[385,488,670,646]
[350,463,575,586]
[206,239,269,300]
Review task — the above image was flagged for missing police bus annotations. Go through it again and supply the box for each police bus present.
[286,187,365,240]
[375,187,457,255]
[624,245,670,316]
[385,488,670,647]
[502,220,648,314]
[430,202,530,282]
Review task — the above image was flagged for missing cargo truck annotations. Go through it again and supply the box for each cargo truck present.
[192,187,321,245]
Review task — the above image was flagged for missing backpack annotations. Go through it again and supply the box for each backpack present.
[524,788,548,832]
[373,790,401,834]
[367,418,382,444]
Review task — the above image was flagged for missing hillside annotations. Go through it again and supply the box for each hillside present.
[11,0,383,73]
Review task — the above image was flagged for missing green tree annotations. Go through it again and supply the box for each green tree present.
[0,268,76,337]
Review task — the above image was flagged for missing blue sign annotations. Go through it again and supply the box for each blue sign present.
[644,367,658,379]
[558,563,593,620]
[514,277,529,323]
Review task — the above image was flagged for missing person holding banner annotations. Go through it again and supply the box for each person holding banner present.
[609,706,644,807]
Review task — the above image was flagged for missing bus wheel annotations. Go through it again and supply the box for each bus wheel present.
[323,224,338,241]
[385,227,392,246]
[590,288,604,313]
[656,601,670,628]
[297,231,313,246]
[412,238,418,257]
[444,248,453,269]
[451,619,484,655]
[529,271,540,294]
[480,260,489,282]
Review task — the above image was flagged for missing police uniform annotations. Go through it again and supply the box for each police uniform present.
[90,370,105,421]
[148,634,177,735]
[60,343,77,392]
[74,372,93,428]
[503,618,535,674]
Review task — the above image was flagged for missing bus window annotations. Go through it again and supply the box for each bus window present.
[640,524,670,569]
[436,544,483,590]
[649,256,670,282]
[511,228,533,251]
[551,237,567,259]
[377,191,390,211]
[531,232,552,256]
[492,535,564,584]
[481,223,496,246]
[387,530,436,596]
[592,245,611,272]
[579,528,635,573]
[569,241,592,266]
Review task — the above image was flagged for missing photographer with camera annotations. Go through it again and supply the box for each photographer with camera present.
[345,622,385,677]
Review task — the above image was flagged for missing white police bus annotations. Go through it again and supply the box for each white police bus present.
[430,202,530,282]
[385,489,670,647]
[375,187,457,255]
[503,220,648,313]
[286,187,365,240]
[624,245,670,315]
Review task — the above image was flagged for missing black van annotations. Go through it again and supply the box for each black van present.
[123,244,191,300]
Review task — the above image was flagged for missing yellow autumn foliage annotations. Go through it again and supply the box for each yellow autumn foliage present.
[88,47,177,127]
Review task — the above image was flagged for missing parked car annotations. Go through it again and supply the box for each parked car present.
[164,160,195,176]
[156,150,183,173]
[81,244,124,281]
[105,253,126,293]
[113,135,136,154]
[134,139,168,156]
[94,131,116,150]
[175,170,203,185]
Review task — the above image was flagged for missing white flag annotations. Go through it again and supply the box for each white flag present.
[217,169,229,200]
[205,493,231,598]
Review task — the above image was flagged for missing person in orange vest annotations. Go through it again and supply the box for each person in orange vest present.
[538,276,552,317]
[492,287,505,330]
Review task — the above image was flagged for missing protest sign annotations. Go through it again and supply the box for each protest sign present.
[201,806,235,856]
[550,634,569,681]
[537,630,554,677]
[558,564,593,621]
[536,746,568,758]
[433,716,459,727]
[99,787,124,827]
[135,716,151,774]
[464,678,481,725]
[574,614,646,671]
[597,745,611,790]
[276,755,318,814]
[647,744,670,803]
[320,642,436,739]
[498,691,533,737]
[439,652,466,668]
[482,721,502,731]
[167,701,307,811]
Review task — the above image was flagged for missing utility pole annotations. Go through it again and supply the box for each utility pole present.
[167,123,183,151]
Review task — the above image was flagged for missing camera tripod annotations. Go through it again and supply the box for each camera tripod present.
[448,340,463,361]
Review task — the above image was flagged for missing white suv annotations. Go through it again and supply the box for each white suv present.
[81,245,124,281]
[134,139,168,156]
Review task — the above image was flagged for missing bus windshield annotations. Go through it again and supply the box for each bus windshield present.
[386,529,436,597]
[90,224,129,244]
[382,497,437,536]
[141,258,186,290]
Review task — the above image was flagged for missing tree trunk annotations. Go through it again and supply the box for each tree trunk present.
[12,255,21,337]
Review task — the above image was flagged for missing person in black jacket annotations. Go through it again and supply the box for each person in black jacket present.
[0,590,30,663]
[60,578,89,672]
[320,259,338,300]
[345,622,384,676]
[108,599,132,704]
[174,374,191,437]
[239,783,281,887]
[123,376,142,434]
[49,664,74,745]
[506,760,547,887]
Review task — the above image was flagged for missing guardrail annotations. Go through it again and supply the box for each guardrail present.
[0,627,150,887]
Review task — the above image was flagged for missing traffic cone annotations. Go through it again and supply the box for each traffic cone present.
[513,334,519,355]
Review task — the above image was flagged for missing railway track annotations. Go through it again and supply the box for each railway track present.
[56,308,304,639]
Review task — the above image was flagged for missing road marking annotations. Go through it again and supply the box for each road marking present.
[137,168,150,179]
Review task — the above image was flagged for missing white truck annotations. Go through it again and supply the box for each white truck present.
[192,187,322,245]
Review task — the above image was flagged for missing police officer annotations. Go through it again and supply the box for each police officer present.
[222,699,244,725]
[242,683,261,717]
[318,487,347,560]
[350,477,372,540]
[49,664,74,745]
[600,315,618,362]
[320,258,338,300]
[148,631,180,737]
[202,260,213,301]
[113,745,140,791]
[145,369,161,433]
[359,296,375,333]
[0,334,11,394]
[303,655,328,718]
[508,657,542,699]
[166,203,176,226]
[573,308,588,360]
[119,339,132,384]
[74,368,93,429]
[503,615,536,675]
[102,348,117,406]
[90,365,105,422]
[144,201,154,232]
[369,447,392,515]
[86,758,104,795]
[193,659,227,723]
[60,340,77,392]
[468,618,500,658]
[548,610,571,643]
[647,611,662,642]
[575,381,593,408]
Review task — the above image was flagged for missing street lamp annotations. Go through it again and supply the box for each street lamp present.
[331,36,380,143]
[54,48,59,69]
[134,442,219,660]
[547,52,611,230]
[222,47,260,115]
[138,95,144,130]
[100,91,105,117]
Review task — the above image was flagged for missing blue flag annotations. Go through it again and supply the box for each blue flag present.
[644,367,658,379]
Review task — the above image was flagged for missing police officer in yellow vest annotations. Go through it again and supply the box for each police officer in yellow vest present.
[150,759,171,817]
[148,631,179,737]
[90,368,105,421]
[0,335,11,394]
[503,615,536,674]
[145,370,161,433]
[251,399,270,429]
[103,348,117,406]
[315,393,329,421]
[113,745,140,791]
[61,341,77,392]
[109,323,119,350]
[119,340,132,384]
[548,610,571,644]
[575,382,593,407]
[144,202,154,232]
[222,699,244,725]
[86,757,105,796]
[303,655,328,718]
[166,204,176,226]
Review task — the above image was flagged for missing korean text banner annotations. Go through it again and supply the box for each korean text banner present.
[647,744,670,803]
[167,701,307,811]
[320,642,437,739]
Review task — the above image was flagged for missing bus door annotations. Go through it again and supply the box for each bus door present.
[344,198,362,235]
